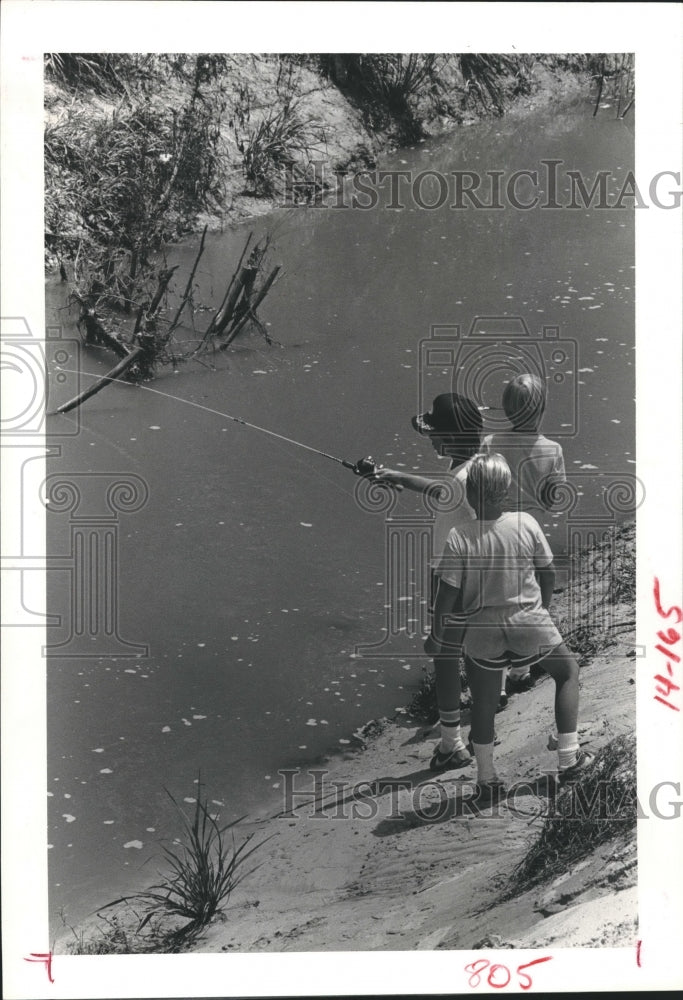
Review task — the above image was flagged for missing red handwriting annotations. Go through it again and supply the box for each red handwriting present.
[24,951,54,984]
[465,956,552,991]
[636,939,642,967]
[653,578,681,712]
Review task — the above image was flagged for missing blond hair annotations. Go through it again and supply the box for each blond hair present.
[502,373,546,429]
[467,453,511,506]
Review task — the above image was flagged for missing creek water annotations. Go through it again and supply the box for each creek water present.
[45,96,635,935]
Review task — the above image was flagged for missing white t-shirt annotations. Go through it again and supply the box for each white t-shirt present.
[431,460,476,569]
[437,511,554,616]
[482,432,566,517]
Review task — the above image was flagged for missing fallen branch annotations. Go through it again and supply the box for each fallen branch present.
[56,346,145,414]
[72,292,129,359]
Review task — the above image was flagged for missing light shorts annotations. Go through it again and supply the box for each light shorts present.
[462,606,563,671]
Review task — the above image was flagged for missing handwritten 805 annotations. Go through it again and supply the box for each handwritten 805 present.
[464,956,552,990]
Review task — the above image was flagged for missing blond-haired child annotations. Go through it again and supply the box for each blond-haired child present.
[482,373,567,701]
[429,453,592,805]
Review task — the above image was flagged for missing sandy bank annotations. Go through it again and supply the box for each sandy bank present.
[198,640,636,953]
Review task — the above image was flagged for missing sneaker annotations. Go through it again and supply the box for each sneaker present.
[429,745,471,773]
[471,779,507,808]
[466,730,500,755]
[557,749,595,785]
[497,693,508,712]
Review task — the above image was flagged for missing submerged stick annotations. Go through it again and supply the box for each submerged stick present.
[620,98,634,119]
[55,347,145,414]
[167,225,208,334]
[212,265,251,336]
[592,57,605,117]
[592,74,604,117]
[207,231,254,335]
[219,265,281,349]
[148,265,180,316]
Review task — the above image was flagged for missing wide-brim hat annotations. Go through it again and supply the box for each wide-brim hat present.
[412,392,483,437]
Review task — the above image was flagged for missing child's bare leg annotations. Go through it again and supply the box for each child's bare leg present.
[464,657,502,745]
[539,642,579,733]
[464,656,503,783]
[433,654,465,751]
[539,642,584,771]
[433,624,468,754]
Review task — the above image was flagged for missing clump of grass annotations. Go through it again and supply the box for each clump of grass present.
[63,908,171,955]
[45,54,157,95]
[459,54,534,114]
[231,85,326,197]
[102,781,270,947]
[319,54,448,142]
[502,734,636,900]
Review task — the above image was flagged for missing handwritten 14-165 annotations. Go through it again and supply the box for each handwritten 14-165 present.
[653,577,681,712]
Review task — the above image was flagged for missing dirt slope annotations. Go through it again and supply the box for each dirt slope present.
[199,644,637,953]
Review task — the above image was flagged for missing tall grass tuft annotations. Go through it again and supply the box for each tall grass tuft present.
[231,85,326,197]
[459,54,534,114]
[45,54,156,94]
[319,54,447,142]
[501,734,637,900]
[103,782,270,945]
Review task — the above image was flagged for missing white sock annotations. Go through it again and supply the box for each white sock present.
[472,740,497,783]
[500,667,508,696]
[439,709,465,752]
[557,731,580,769]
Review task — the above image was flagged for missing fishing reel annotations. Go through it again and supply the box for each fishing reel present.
[353,456,380,477]
[352,456,403,491]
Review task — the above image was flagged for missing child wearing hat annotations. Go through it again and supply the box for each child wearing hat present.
[482,374,567,702]
[374,393,483,771]
[428,452,592,805]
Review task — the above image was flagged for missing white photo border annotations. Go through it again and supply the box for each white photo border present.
[1,1,681,996]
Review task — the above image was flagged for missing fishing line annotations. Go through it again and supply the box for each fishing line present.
[50,368,363,472]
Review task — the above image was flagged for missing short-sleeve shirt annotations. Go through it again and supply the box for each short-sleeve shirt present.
[437,511,554,617]
[482,432,566,516]
[431,459,476,569]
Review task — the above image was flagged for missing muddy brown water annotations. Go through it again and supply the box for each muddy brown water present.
[46,97,635,935]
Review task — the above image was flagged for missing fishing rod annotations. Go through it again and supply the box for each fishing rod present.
[50,368,386,480]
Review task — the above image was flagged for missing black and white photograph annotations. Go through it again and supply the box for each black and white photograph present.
[1,2,682,997]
